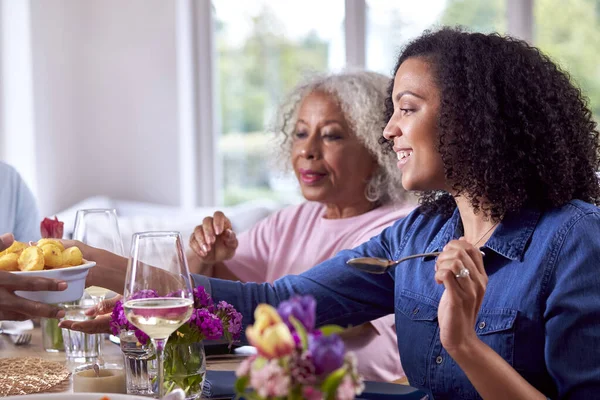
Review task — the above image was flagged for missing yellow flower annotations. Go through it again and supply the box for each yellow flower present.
[246,304,295,359]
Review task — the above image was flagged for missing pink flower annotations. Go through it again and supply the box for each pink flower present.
[303,386,324,400]
[235,355,256,378]
[249,359,290,398]
[336,376,356,400]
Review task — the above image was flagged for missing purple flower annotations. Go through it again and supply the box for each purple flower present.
[277,295,316,332]
[193,286,213,308]
[110,300,129,336]
[216,301,243,340]
[309,334,345,376]
[110,299,150,346]
[130,289,159,300]
[191,308,223,340]
[134,328,150,346]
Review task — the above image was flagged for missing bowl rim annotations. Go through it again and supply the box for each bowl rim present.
[10,260,96,276]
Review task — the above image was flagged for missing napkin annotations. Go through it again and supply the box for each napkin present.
[0,320,34,334]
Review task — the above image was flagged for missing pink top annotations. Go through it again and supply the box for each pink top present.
[224,201,415,382]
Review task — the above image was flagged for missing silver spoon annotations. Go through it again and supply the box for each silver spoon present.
[347,249,486,274]
[346,251,441,274]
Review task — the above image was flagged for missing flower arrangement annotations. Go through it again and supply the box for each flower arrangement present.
[111,286,242,398]
[235,295,364,400]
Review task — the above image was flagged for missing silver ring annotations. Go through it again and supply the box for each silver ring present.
[455,267,470,279]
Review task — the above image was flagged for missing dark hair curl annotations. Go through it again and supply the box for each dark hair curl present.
[383,27,600,221]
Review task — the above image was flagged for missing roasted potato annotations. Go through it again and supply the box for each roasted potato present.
[0,253,20,271]
[0,241,28,256]
[62,246,83,266]
[18,246,45,271]
[40,243,63,268]
[36,238,65,251]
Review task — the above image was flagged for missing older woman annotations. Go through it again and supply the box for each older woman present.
[187,72,415,291]
[62,71,416,383]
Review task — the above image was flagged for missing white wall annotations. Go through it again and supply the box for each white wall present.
[7,0,183,216]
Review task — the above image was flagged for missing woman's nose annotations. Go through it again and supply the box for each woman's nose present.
[383,113,401,140]
[299,137,320,159]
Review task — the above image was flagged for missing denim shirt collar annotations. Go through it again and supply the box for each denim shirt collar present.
[424,207,541,261]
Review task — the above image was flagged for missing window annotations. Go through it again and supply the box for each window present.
[213,0,345,205]
[366,0,506,74]
[534,0,600,118]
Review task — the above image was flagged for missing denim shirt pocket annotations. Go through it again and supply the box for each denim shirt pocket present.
[395,290,439,387]
[452,308,518,399]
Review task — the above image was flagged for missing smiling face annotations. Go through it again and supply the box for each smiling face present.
[383,57,448,192]
[291,90,377,207]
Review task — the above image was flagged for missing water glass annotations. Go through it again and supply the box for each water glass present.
[73,208,125,302]
[41,317,64,352]
[120,330,155,396]
[60,298,101,363]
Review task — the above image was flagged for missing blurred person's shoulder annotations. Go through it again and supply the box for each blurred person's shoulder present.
[0,161,20,181]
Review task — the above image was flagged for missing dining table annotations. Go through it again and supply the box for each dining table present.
[0,324,242,395]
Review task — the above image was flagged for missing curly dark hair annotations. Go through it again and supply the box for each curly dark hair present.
[383,27,600,220]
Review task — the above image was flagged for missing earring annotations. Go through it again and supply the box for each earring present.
[365,171,383,203]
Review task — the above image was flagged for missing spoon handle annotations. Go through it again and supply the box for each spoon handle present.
[393,251,441,265]
[394,249,486,265]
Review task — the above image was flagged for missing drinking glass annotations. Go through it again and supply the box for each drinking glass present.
[60,297,101,363]
[73,208,125,303]
[123,231,194,399]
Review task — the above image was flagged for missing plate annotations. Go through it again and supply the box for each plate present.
[3,394,150,400]
[12,261,96,303]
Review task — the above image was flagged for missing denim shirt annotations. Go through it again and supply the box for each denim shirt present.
[193,200,600,399]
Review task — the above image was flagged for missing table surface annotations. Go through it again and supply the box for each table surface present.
[0,325,241,394]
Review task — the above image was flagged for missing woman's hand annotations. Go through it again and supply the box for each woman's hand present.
[58,240,128,293]
[58,295,120,334]
[435,238,487,355]
[0,233,67,320]
[189,211,238,265]
[0,270,67,320]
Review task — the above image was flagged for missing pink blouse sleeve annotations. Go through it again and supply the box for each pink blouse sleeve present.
[222,212,277,283]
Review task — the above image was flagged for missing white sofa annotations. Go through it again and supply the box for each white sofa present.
[56,196,282,252]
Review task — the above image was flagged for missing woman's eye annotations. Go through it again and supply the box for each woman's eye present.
[322,133,342,141]
[399,108,414,115]
[294,132,307,139]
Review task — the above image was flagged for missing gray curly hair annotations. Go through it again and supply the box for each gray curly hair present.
[271,69,410,205]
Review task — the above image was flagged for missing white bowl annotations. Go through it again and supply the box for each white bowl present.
[12,261,96,304]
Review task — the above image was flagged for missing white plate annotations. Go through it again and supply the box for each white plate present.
[4,394,149,400]
[12,261,96,304]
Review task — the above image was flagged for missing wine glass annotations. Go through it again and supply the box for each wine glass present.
[73,208,125,303]
[123,231,194,398]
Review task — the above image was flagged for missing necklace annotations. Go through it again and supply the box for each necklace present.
[472,221,499,248]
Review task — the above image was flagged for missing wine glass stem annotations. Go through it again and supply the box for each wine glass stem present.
[152,337,167,398]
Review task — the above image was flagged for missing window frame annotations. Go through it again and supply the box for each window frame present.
[189,0,532,207]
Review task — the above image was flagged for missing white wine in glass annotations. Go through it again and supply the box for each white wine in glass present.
[73,208,125,302]
[123,231,194,399]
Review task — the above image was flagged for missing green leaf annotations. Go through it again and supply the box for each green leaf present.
[321,366,348,400]
[234,375,249,395]
[319,324,345,337]
[289,316,308,349]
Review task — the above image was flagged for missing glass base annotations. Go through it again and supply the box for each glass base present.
[67,356,100,364]
[44,348,62,353]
